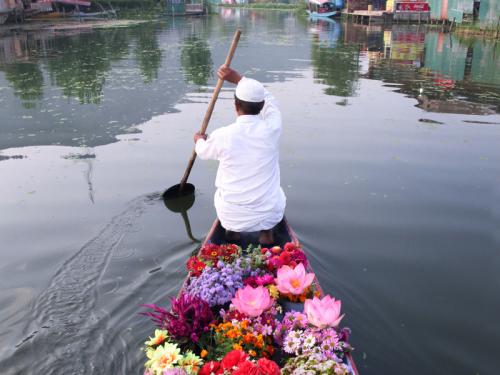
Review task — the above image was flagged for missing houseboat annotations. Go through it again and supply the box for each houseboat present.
[165,0,205,16]
[307,0,341,18]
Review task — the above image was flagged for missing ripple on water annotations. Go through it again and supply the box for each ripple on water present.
[0,193,165,374]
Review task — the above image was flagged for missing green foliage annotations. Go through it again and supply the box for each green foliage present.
[134,24,163,83]
[4,63,44,109]
[311,40,360,97]
[46,29,130,104]
[180,36,213,86]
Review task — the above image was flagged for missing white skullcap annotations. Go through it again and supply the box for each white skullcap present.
[235,77,265,103]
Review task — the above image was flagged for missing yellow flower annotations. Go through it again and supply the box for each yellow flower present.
[232,344,243,351]
[145,329,169,347]
[178,351,203,374]
[149,342,182,375]
[267,285,279,299]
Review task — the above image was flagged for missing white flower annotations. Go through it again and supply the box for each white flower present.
[303,334,316,348]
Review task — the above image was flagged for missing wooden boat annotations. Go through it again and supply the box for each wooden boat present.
[197,217,361,375]
[307,0,340,18]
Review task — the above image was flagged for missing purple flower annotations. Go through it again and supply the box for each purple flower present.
[141,292,214,344]
[185,260,250,307]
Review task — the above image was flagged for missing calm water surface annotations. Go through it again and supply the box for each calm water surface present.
[1,10,499,375]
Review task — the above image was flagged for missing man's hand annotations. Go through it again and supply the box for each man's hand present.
[217,65,242,85]
[194,132,207,144]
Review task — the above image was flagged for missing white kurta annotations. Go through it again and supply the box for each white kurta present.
[195,85,286,232]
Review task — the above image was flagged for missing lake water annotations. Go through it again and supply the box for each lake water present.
[1,9,499,375]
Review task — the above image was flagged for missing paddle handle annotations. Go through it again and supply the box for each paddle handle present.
[179,29,242,191]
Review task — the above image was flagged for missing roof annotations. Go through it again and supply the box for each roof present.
[309,0,332,5]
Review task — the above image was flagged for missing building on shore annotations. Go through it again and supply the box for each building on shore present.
[165,0,205,16]
[427,0,500,25]
[0,0,23,24]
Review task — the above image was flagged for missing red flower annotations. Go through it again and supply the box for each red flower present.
[221,350,248,371]
[199,361,223,375]
[278,251,291,266]
[284,242,297,252]
[221,244,239,261]
[267,256,281,271]
[232,360,259,375]
[290,249,308,268]
[200,243,222,261]
[256,358,280,375]
[271,246,282,255]
[260,247,269,255]
[243,276,258,287]
[186,256,206,277]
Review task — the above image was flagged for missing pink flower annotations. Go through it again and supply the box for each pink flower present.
[256,274,274,286]
[231,285,274,317]
[304,295,344,328]
[275,263,315,295]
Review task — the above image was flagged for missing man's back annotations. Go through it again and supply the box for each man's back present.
[213,94,282,208]
[195,74,286,234]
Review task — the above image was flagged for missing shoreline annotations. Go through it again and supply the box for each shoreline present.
[218,3,301,11]
[0,19,148,34]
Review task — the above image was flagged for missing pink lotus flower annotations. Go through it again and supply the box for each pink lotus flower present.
[275,263,315,295]
[304,295,344,328]
[231,285,274,317]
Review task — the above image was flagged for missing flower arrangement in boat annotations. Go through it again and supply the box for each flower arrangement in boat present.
[275,263,316,302]
[141,292,215,345]
[141,242,354,375]
[305,295,344,329]
[274,306,353,369]
[198,350,280,375]
[231,285,274,317]
[262,242,309,272]
[185,260,249,307]
[187,244,240,276]
[143,335,203,375]
[281,353,351,375]
[206,308,279,360]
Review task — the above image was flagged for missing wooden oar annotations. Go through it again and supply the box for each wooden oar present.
[163,29,242,201]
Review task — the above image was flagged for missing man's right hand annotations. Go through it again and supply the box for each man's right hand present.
[194,132,207,144]
[217,65,242,85]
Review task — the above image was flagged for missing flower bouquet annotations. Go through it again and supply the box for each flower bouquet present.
[141,242,354,375]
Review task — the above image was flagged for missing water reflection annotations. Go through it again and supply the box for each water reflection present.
[180,35,213,86]
[47,31,128,104]
[3,62,44,109]
[307,20,500,113]
[1,14,500,152]
[0,23,182,150]
[362,25,500,113]
[310,20,361,98]
[135,23,163,83]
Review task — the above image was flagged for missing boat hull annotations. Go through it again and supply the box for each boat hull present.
[307,10,339,18]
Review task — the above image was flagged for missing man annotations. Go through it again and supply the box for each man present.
[194,65,286,245]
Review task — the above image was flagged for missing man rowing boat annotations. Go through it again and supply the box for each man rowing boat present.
[194,65,286,245]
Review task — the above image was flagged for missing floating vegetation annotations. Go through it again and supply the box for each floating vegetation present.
[0,154,26,161]
[419,118,444,124]
[62,153,96,160]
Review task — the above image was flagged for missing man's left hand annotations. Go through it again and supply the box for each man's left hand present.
[194,132,207,143]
